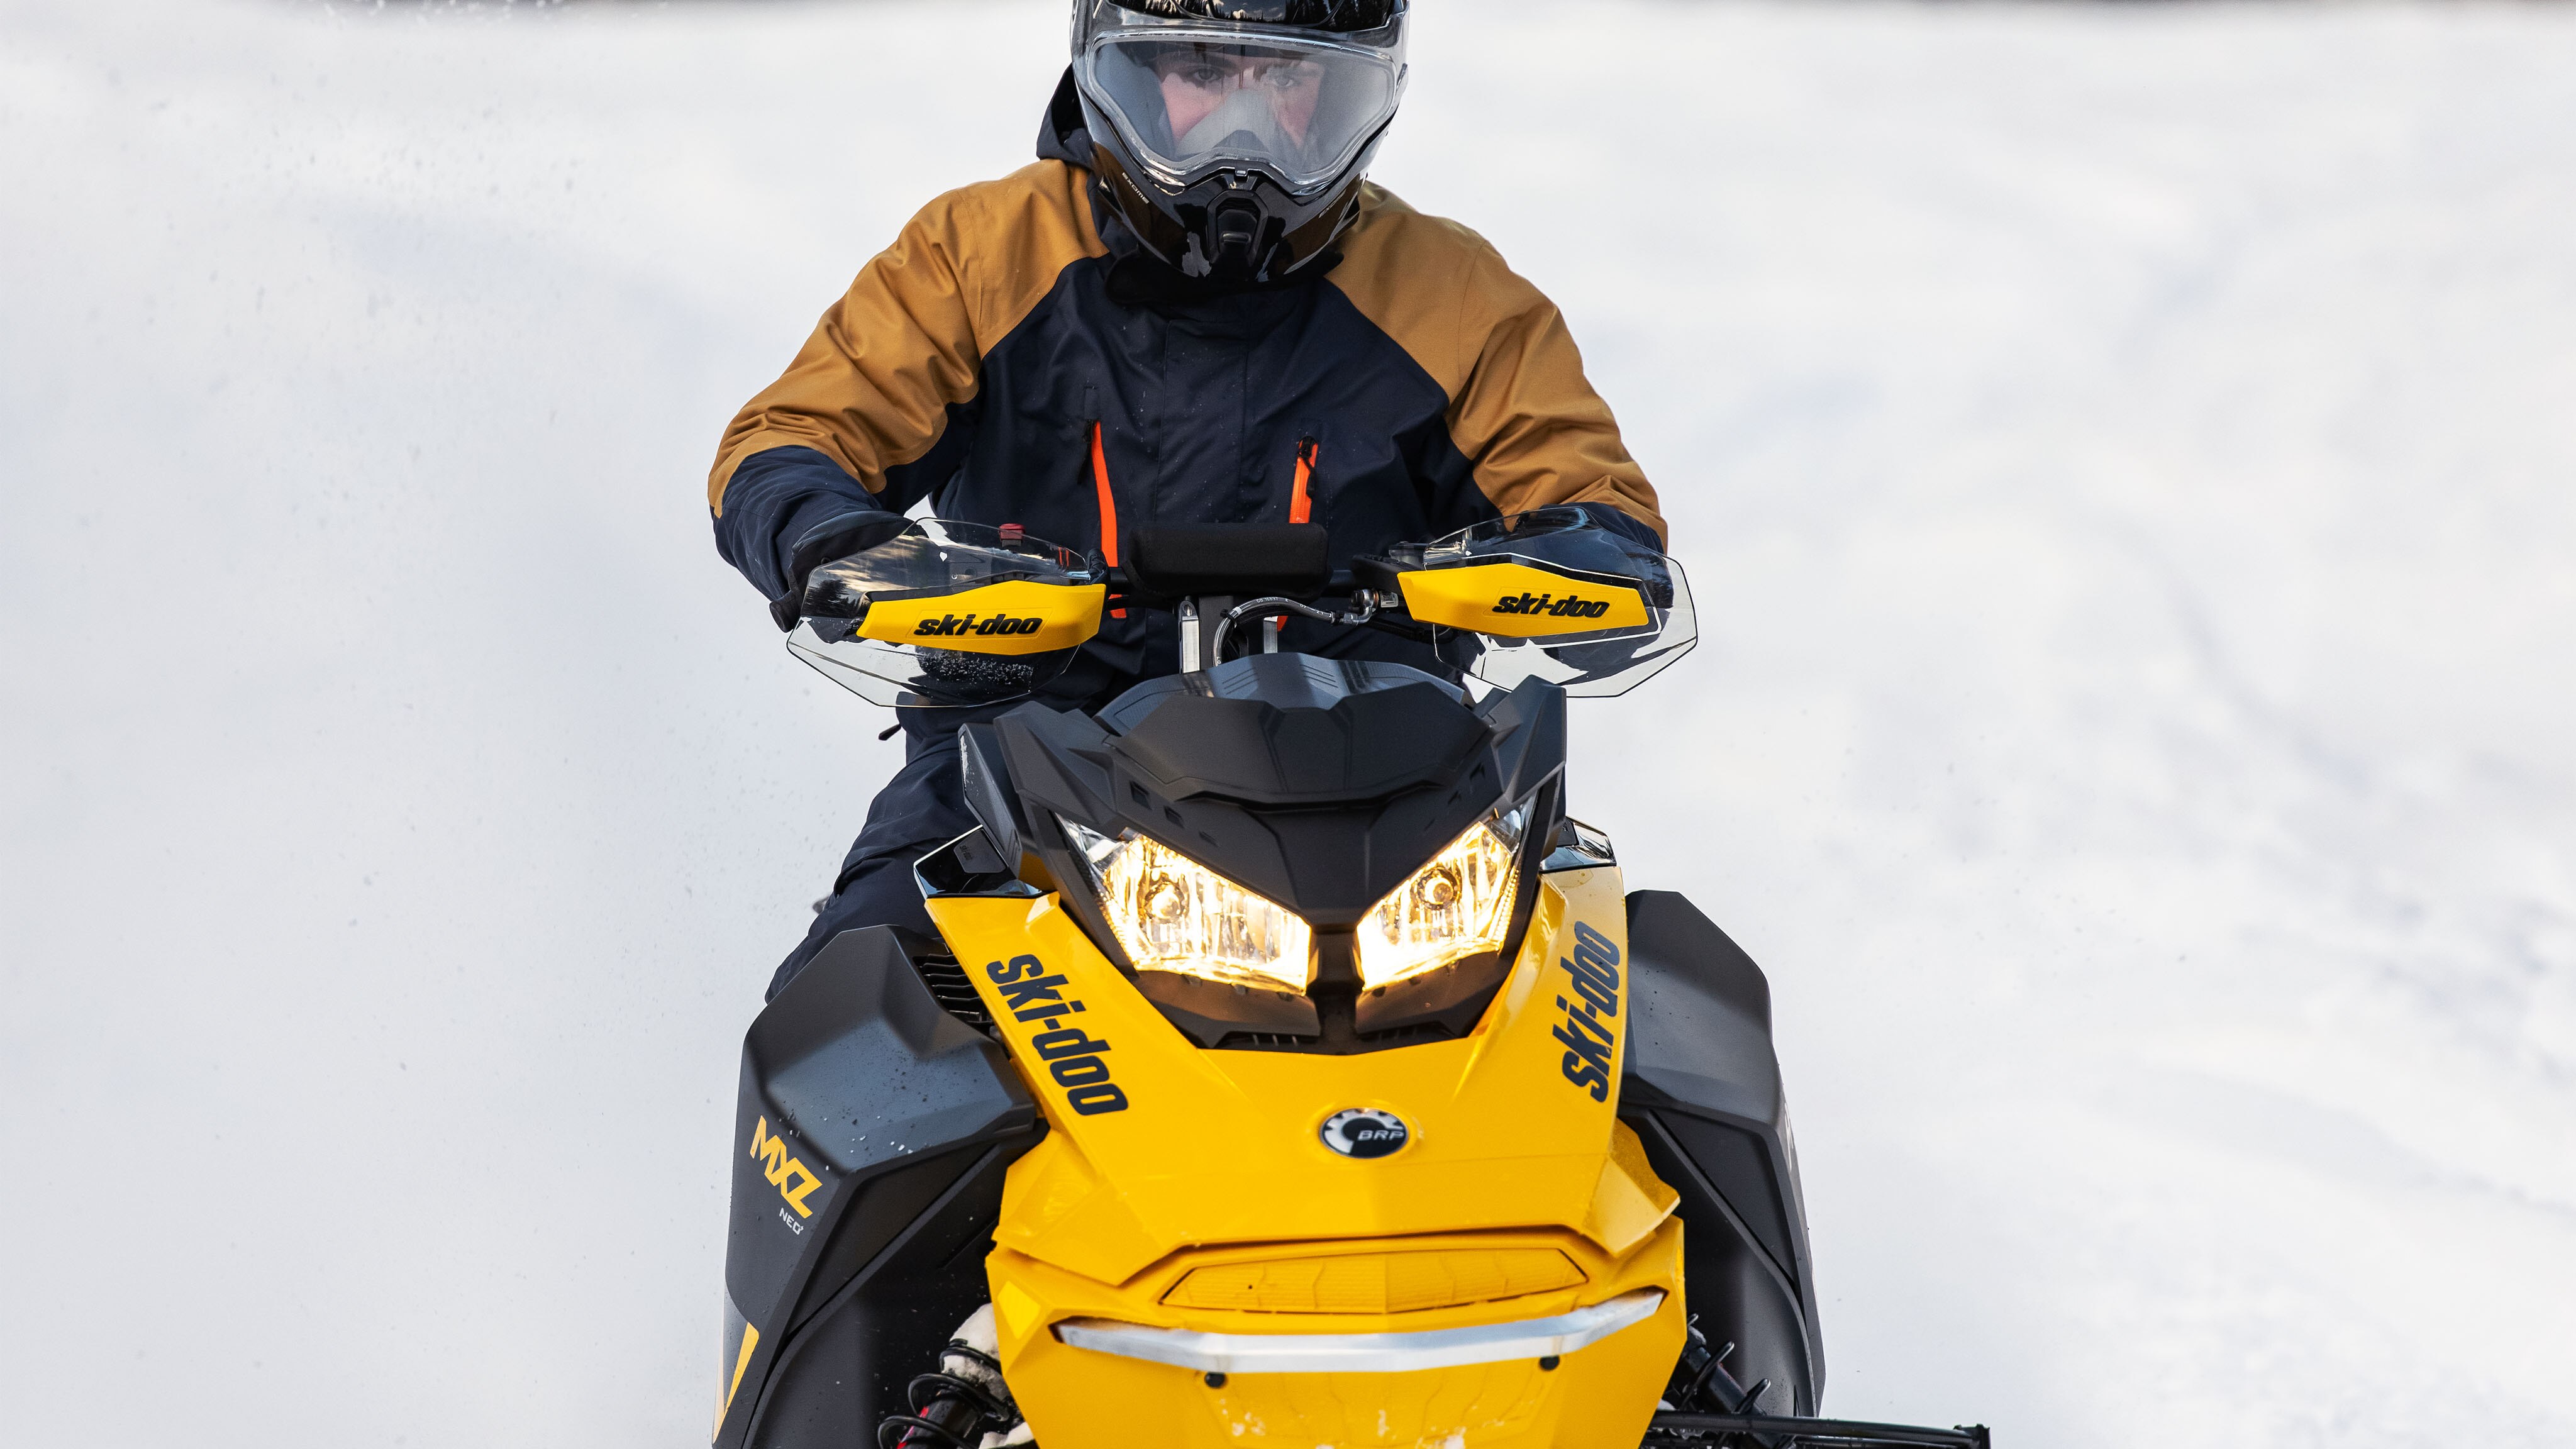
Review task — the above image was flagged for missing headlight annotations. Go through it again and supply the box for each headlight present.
[1062,820,1313,992]
[1355,810,1524,990]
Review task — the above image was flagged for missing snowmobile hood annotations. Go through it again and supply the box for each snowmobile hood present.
[989,660,1565,923]
[1094,655,1484,806]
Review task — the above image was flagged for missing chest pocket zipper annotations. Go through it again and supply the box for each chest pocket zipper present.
[1289,436,1319,525]
[1091,420,1126,619]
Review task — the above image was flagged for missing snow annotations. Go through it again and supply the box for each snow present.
[4,0,2573,1445]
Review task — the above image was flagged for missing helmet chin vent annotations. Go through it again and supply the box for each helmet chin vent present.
[1212,200,1264,274]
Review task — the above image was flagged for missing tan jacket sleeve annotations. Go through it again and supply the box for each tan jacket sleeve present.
[1447,246,1667,541]
[1328,187,1668,543]
[707,161,1103,514]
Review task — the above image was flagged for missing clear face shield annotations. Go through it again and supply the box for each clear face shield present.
[1073,1,1407,197]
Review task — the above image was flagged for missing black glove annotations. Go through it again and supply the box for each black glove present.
[769,509,913,632]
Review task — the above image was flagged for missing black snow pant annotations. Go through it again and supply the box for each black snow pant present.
[765,714,980,1001]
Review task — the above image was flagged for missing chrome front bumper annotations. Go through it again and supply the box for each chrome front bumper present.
[1052,1287,1666,1375]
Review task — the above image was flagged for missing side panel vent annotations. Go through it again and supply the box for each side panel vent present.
[913,953,996,1038]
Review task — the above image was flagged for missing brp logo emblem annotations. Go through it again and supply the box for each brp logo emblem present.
[1319,1108,1410,1159]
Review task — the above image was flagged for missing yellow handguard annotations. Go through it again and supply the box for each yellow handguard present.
[1397,560,1652,640]
[854,580,1106,657]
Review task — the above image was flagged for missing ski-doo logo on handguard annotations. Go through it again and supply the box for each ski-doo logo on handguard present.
[1397,562,1650,639]
[750,1116,824,1219]
[1550,922,1623,1102]
[1492,592,1613,620]
[913,613,1046,638]
[987,953,1130,1116]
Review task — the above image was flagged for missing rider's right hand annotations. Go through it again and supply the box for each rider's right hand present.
[770,509,912,631]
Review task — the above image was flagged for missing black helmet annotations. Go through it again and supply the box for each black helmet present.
[1069,0,1409,283]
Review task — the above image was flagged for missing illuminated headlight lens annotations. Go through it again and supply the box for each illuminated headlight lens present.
[1355,812,1524,990]
[1062,820,1312,992]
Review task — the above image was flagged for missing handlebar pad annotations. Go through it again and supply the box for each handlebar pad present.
[1124,525,1333,601]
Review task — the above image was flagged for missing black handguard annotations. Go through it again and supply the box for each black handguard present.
[772,509,914,631]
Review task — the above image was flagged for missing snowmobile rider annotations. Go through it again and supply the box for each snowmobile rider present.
[709,0,1668,1000]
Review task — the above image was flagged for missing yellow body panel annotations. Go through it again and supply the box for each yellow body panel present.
[1163,1246,1586,1314]
[927,867,1682,1449]
[1399,562,1652,639]
[855,579,1104,655]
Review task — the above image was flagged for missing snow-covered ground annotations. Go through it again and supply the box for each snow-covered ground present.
[4,0,2573,1444]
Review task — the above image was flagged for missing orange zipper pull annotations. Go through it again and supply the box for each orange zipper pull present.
[1092,422,1126,618]
[1289,437,1318,525]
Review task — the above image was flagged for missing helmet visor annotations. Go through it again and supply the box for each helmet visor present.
[1078,25,1404,196]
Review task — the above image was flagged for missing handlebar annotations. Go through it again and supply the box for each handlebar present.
[789,512,1694,706]
[1098,564,1385,601]
[1091,525,1426,670]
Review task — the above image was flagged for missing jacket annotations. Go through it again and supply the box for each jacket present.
[710,73,1664,704]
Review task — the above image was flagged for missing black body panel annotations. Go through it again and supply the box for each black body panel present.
[716,928,1043,1449]
[1618,890,1826,1417]
[1109,678,1490,808]
[999,655,1563,926]
[966,655,1567,1052]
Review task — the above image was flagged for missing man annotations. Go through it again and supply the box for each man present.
[709,0,1667,999]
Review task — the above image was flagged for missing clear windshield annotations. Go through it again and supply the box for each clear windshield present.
[1075,7,1406,195]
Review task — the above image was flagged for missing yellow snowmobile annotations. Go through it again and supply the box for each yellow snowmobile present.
[713,511,1987,1449]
